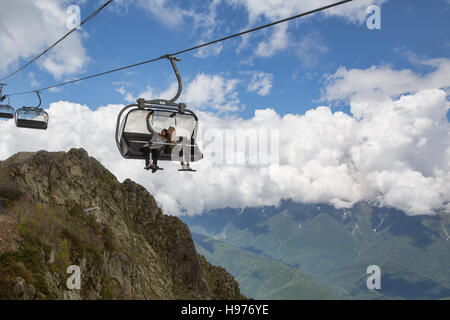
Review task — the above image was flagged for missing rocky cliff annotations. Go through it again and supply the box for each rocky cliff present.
[0,148,244,300]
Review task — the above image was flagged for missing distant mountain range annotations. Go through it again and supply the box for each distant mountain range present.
[182,201,450,300]
[193,232,339,300]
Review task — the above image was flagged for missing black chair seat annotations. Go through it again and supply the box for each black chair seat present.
[0,112,14,119]
[120,132,203,162]
[120,132,152,159]
[16,119,48,130]
[0,106,14,119]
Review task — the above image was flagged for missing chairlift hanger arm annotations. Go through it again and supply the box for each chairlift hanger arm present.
[35,91,42,108]
[146,112,157,135]
[160,55,183,103]
[0,83,6,102]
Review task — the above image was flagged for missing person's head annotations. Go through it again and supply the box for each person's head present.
[161,129,168,137]
[168,126,175,136]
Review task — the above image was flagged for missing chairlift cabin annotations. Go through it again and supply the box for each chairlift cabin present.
[115,56,203,166]
[0,96,14,119]
[15,91,49,130]
[0,84,14,119]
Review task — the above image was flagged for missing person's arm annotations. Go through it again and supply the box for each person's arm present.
[146,112,156,135]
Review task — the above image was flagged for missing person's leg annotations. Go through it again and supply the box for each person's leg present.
[179,146,186,169]
[151,149,160,166]
[142,145,151,169]
[180,151,191,170]
[185,144,191,169]
[151,149,162,173]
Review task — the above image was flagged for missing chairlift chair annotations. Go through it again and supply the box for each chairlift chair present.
[0,96,14,119]
[15,91,49,130]
[115,56,203,168]
[0,84,14,119]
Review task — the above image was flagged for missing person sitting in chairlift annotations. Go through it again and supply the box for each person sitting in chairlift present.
[143,113,168,173]
[167,126,192,171]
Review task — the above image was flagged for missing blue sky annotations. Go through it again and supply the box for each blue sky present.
[3,0,449,119]
[1,0,449,216]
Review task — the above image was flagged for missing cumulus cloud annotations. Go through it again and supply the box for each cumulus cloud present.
[194,43,224,59]
[183,74,242,112]
[1,88,448,216]
[117,73,244,112]
[228,0,388,58]
[116,70,276,108]
[254,24,289,58]
[114,82,136,103]
[228,0,389,24]
[114,0,389,60]
[246,71,274,96]
[323,58,450,117]
[324,58,450,101]
[1,90,449,216]
[136,0,194,28]
[116,0,221,34]
[2,58,449,217]
[0,0,89,78]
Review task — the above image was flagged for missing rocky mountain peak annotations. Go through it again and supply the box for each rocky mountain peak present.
[0,148,244,300]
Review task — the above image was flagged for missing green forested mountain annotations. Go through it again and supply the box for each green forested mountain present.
[183,202,450,300]
[193,233,339,300]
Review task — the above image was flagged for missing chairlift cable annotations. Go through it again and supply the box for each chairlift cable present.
[0,0,115,82]
[5,0,354,97]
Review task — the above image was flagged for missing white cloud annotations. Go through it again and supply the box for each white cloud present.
[228,0,388,58]
[39,36,89,79]
[113,1,389,61]
[119,0,224,58]
[1,90,448,216]
[0,0,90,79]
[126,0,221,34]
[228,0,389,24]
[194,43,224,59]
[246,71,274,96]
[117,71,273,107]
[117,73,244,112]
[254,24,289,58]
[2,58,449,217]
[115,83,136,103]
[184,73,242,112]
[323,58,450,117]
[136,0,190,28]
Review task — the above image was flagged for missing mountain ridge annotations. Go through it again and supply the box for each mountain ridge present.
[0,148,245,300]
